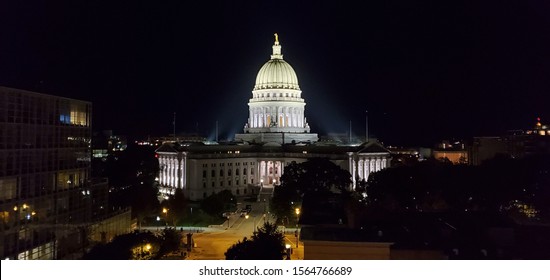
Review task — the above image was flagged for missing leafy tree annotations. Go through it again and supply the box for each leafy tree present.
[364,155,550,221]
[83,228,183,260]
[157,228,183,257]
[271,183,300,223]
[225,222,285,260]
[271,158,352,222]
[164,187,187,226]
[279,158,352,195]
[83,230,160,260]
[200,190,236,217]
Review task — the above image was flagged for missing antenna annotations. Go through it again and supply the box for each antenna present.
[215,120,219,142]
[173,112,176,142]
[349,120,352,143]
[365,109,369,143]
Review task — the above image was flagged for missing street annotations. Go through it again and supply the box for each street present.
[188,185,304,260]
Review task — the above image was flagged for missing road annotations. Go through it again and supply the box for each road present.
[187,185,303,260]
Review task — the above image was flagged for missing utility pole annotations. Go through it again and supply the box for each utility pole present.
[349,120,352,143]
[173,112,176,142]
[365,109,369,143]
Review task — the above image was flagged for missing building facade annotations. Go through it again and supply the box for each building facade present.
[235,34,318,144]
[0,87,109,259]
[156,35,391,201]
[470,118,550,165]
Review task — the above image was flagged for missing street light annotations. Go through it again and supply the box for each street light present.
[245,214,256,234]
[162,208,169,227]
[295,207,300,248]
[156,216,160,231]
[285,244,291,260]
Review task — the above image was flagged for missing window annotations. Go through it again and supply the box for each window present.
[251,168,254,175]
[203,182,206,188]
[236,169,240,176]
[236,189,240,195]
[244,189,247,194]
[244,178,247,185]
[202,170,206,178]
[220,169,223,177]
[243,168,247,175]
[220,181,224,187]
[203,192,207,198]
[251,179,254,184]
[211,170,215,177]
[228,180,231,186]
[236,179,239,186]
[211,182,215,187]
[228,169,232,176]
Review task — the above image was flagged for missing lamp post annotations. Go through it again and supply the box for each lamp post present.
[162,208,169,227]
[295,207,300,227]
[245,214,256,234]
[156,216,160,231]
[295,207,300,248]
[285,244,291,260]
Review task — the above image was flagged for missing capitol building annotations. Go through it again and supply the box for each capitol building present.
[156,35,391,201]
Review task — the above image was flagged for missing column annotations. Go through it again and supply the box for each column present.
[370,159,375,174]
[348,153,356,187]
[171,158,176,187]
[358,160,363,180]
[265,161,269,183]
[182,153,187,189]
[257,161,261,185]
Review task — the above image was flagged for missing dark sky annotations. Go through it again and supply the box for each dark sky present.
[1,1,549,146]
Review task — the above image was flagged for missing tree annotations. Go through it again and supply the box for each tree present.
[271,183,300,223]
[83,230,160,260]
[279,158,352,195]
[165,187,187,226]
[225,222,286,260]
[272,158,352,222]
[157,228,183,257]
[200,190,236,217]
[83,228,183,260]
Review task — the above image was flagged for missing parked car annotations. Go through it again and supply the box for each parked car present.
[240,209,249,217]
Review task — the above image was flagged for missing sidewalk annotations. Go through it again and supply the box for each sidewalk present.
[284,232,304,260]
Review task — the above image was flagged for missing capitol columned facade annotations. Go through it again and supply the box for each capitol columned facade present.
[156,35,391,201]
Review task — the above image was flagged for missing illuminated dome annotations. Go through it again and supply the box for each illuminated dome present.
[253,35,300,90]
[235,33,318,144]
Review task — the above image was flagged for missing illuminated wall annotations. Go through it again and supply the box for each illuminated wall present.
[0,86,100,260]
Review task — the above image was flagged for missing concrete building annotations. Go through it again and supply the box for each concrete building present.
[0,87,119,259]
[470,118,550,165]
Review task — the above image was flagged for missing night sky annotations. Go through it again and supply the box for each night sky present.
[1,1,549,146]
